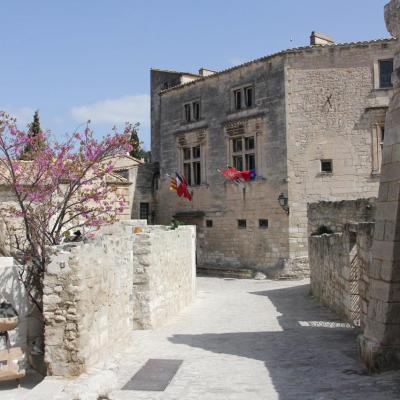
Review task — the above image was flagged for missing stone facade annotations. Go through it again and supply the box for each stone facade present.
[43,220,196,377]
[358,0,400,372]
[151,36,396,277]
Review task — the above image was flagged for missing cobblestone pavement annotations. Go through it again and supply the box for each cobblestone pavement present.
[108,277,400,400]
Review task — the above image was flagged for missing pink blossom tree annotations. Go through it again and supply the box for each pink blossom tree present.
[0,111,134,312]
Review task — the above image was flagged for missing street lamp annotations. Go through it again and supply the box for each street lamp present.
[278,193,289,214]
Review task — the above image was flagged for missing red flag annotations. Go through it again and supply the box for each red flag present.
[220,167,256,182]
[175,173,192,201]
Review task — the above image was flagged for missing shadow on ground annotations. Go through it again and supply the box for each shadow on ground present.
[169,284,400,399]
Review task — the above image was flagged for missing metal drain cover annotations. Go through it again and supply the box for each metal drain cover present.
[122,359,183,391]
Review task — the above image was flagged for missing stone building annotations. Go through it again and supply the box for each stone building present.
[110,154,155,222]
[151,33,397,276]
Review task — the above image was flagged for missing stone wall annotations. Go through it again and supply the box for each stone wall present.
[358,0,400,372]
[307,198,376,235]
[132,225,196,328]
[309,228,361,323]
[43,220,196,377]
[308,199,377,325]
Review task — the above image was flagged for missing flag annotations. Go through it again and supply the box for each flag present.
[176,173,192,201]
[219,166,256,183]
[170,173,192,201]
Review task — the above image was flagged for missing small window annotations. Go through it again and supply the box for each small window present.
[184,103,191,122]
[139,202,150,221]
[259,219,269,229]
[238,219,247,229]
[379,59,394,88]
[193,101,200,121]
[244,86,253,107]
[234,89,242,110]
[206,219,213,228]
[321,159,333,173]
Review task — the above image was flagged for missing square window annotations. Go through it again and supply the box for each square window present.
[259,219,269,229]
[238,219,246,229]
[183,148,191,160]
[244,86,253,107]
[234,89,242,110]
[321,160,333,173]
[206,219,213,228]
[379,59,394,88]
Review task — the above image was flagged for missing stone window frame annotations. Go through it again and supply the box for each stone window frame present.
[231,136,256,171]
[373,58,394,90]
[237,219,247,229]
[231,84,255,111]
[371,123,385,175]
[176,128,208,186]
[224,116,265,176]
[183,98,201,123]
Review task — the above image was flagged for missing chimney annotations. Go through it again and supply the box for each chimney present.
[199,68,217,77]
[310,31,335,46]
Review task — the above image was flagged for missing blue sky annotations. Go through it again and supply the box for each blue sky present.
[1,0,391,149]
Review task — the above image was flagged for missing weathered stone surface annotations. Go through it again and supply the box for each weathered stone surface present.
[358,0,400,372]
[43,220,196,377]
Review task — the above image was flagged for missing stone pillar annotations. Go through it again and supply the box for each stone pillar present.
[359,0,400,372]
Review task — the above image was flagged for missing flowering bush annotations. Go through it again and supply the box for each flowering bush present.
[0,112,134,311]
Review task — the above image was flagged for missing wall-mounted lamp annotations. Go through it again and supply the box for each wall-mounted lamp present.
[278,193,289,214]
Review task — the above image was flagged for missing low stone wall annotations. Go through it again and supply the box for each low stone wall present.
[309,222,375,326]
[43,220,196,377]
[132,225,196,329]
[309,232,352,321]
[308,198,376,235]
